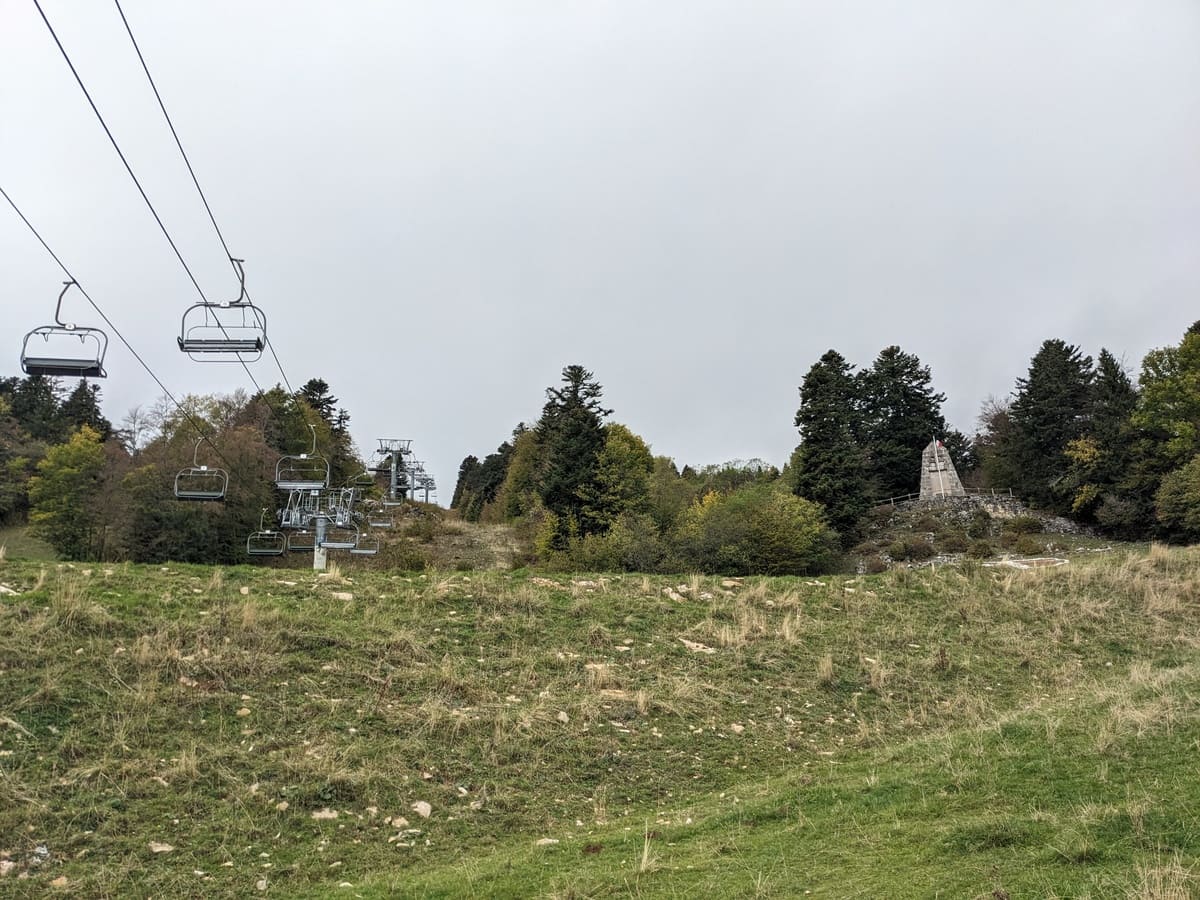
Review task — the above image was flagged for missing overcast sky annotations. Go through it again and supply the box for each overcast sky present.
[3,1,1199,495]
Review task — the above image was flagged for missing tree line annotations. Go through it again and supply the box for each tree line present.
[455,322,1200,573]
[0,375,359,563]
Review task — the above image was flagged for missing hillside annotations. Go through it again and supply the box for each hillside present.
[1,548,1198,897]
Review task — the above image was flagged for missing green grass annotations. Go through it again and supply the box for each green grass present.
[1,548,1199,896]
[0,525,57,561]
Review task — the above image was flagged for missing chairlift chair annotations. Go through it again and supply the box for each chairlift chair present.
[177,259,267,361]
[174,438,229,501]
[246,509,285,556]
[275,425,330,491]
[366,510,393,529]
[320,525,359,550]
[21,280,109,378]
[350,535,379,556]
[287,530,316,553]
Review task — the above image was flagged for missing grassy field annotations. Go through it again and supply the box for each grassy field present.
[0,525,57,562]
[0,547,1198,897]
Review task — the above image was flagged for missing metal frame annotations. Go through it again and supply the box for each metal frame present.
[174,438,229,501]
[275,424,330,491]
[21,281,108,378]
[177,259,267,361]
[246,509,285,556]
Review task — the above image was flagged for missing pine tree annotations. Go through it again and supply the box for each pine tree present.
[791,350,871,545]
[59,380,112,441]
[535,365,611,542]
[1062,349,1138,520]
[999,339,1094,511]
[858,346,952,499]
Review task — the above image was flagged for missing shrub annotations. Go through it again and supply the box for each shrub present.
[1004,515,1043,535]
[1014,534,1048,556]
[966,508,993,539]
[674,484,836,576]
[966,540,995,559]
[938,532,970,554]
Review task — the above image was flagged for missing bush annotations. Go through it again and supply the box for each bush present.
[966,540,995,559]
[938,532,970,554]
[1004,515,1043,535]
[966,508,993,539]
[1014,534,1047,556]
[674,484,836,576]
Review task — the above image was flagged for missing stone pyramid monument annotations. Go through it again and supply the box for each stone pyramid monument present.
[919,439,965,500]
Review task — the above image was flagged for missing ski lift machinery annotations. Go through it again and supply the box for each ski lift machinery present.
[177,259,266,360]
[275,424,330,491]
[20,280,108,378]
[246,510,286,556]
[174,438,229,501]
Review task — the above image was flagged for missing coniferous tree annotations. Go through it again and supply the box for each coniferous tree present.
[998,340,1094,511]
[1062,349,1139,520]
[59,380,112,441]
[857,346,953,499]
[451,456,479,509]
[791,350,871,545]
[535,365,611,542]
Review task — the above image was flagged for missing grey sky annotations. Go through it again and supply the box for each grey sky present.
[4,1,1199,494]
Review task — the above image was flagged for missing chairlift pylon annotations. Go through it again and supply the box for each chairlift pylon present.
[246,509,285,556]
[174,437,229,501]
[275,424,330,491]
[177,259,266,361]
[20,280,109,378]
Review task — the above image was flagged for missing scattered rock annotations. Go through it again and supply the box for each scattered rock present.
[411,801,432,819]
[662,587,686,602]
[256,878,268,891]
[149,842,175,853]
[730,723,745,734]
[178,676,198,688]
[0,860,14,877]
[556,711,569,724]
[50,875,69,889]
[720,579,741,589]
[332,592,354,601]
[530,577,559,588]
[311,808,339,820]
[239,586,250,596]
[275,801,289,812]
[535,838,560,847]
[679,638,716,655]
[236,708,251,718]
[0,585,18,596]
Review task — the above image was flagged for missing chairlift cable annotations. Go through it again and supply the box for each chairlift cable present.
[1,182,254,494]
[111,0,298,397]
[33,0,272,400]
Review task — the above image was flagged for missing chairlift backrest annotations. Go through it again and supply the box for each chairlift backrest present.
[246,508,286,556]
[21,281,108,378]
[177,259,267,361]
[320,526,359,550]
[287,530,316,553]
[175,438,229,501]
[275,424,330,491]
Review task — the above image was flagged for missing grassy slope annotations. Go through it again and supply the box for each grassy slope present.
[0,525,57,562]
[0,548,1197,897]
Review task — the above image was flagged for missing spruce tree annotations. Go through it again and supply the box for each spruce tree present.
[535,365,611,541]
[858,345,952,499]
[791,350,871,545]
[1000,339,1094,511]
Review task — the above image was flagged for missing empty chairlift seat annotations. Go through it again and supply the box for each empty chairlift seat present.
[175,439,229,501]
[275,425,330,491]
[21,281,108,378]
[320,526,359,550]
[247,509,286,556]
[177,259,267,361]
